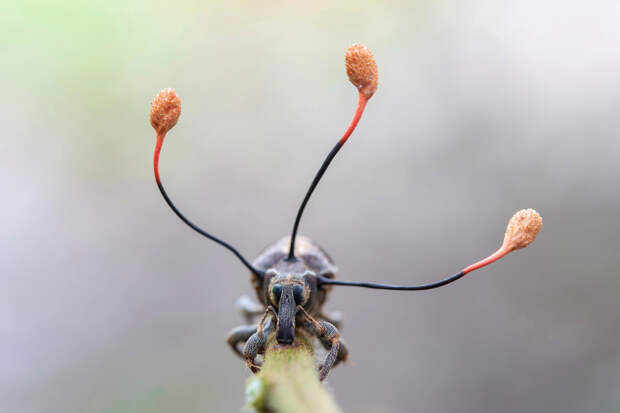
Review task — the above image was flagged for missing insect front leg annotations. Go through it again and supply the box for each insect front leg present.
[226,324,257,359]
[243,306,276,373]
[299,307,343,381]
[320,335,349,369]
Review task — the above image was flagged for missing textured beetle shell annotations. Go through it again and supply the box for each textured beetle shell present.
[253,236,337,276]
[251,236,337,312]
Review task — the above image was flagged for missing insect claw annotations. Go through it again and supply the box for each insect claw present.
[246,360,262,373]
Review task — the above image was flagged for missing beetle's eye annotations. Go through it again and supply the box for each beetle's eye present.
[293,285,304,304]
[272,284,282,303]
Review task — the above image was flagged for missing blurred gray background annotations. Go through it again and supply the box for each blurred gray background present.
[3,1,620,412]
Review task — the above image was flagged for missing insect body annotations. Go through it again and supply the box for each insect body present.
[228,236,345,381]
[149,44,542,381]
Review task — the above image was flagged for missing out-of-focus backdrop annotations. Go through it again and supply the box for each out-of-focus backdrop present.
[3,1,620,412]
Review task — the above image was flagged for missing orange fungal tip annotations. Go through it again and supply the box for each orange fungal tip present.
[502,208,543,252]
[150,88,181,135]
[345,44,378,98]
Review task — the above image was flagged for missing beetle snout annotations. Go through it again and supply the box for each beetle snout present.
[276,329,295,345]
[275,285,298,345]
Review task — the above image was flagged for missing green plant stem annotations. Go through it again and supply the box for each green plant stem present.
[245,333,342,413]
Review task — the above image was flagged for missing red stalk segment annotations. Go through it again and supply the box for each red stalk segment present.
[462,245,510,275]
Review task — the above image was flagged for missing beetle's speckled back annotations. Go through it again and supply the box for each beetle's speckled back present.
[251,236,337,314]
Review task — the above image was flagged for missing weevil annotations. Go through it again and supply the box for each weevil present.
[149,44,542,381]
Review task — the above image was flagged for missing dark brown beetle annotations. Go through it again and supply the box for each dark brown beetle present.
[229,236,344,381]
[149,44,542,381]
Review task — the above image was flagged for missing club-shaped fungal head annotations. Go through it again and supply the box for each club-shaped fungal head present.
[150,88,181,135]
[345,43,379,98]
[502,208,543,252]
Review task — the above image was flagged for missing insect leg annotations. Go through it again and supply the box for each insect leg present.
[298,306,342,381]
[226,324,257,359]
[243,306,276,373]
[319,335,349,368]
